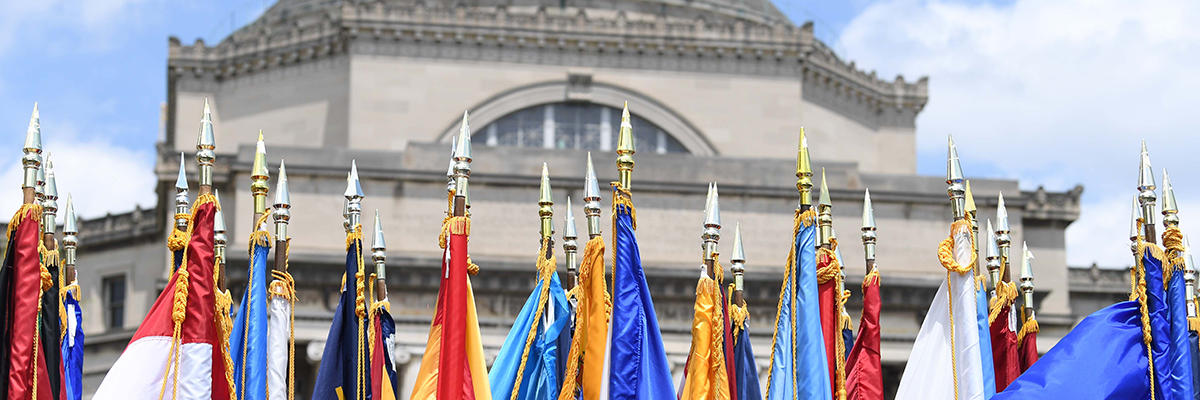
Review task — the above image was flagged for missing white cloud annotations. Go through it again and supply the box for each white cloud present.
[836,0,1200,267]
[0,119,155,222]
[0,0,152,54]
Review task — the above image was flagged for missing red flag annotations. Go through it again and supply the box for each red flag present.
[817,248,845,398]
[845,270,883,400]
[990,303,1020,390]
[1017,319,1039,371]
[93,198,230,400]
[5,205,54,400]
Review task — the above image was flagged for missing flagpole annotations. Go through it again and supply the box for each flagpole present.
[196,99,222,290]
[996,194,1013,284]
[452,111,472,218]
[273,161,291,276]
[214,189,227,279]
[985,220,1001,297]
[42,154,59,260]
[22,104,41,205]
[539,163,555,259]
[965,181,979,274]
[372,210,387,300]
[562,197,578,290]
[63,196,77,284]
[615,103,636,192]
[702,183,721,278]
[251,131,270,230]
[817,169,833,249]
[583,152,602,239]
[1138,141,1158,244]
[947,136,966,222]
[1019,243,1035,322]
[797,128,812,212]
[861,189,876,274]
[730,222,746,306]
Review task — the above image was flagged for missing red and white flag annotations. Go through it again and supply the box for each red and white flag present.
[93,198,230,400]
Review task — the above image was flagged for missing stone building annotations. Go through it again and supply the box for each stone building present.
[59,0,1099,397]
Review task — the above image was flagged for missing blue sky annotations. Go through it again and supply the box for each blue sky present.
[0,0,1197,267]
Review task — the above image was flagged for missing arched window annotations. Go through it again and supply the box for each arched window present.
[474,102,689,154]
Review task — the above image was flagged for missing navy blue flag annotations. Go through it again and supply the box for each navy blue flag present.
[312,235,372,400]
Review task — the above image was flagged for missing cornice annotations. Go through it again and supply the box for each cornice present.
[168,2,928,113]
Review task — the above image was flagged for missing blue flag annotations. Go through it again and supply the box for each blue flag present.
[1189,331,1200,400]
[734,320,763,400]
[1145,247,1185,400]
[607,191,675,399]
[766,213,831,400]
[313,236,371,400]
[1165,263,1196,399]
[977,283,997,398]
[994,300,1151,398]
[231,238,271,400]
[61,289,84,400]
[489,258,571,400]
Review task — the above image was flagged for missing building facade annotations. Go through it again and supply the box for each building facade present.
[59,0,1096,398]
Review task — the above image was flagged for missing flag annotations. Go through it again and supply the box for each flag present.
[993,299,1151,398]
[1146,243,1188,400]
[728,287,761,400]
[835,245,854,364]
[678,269,731,400]
[600,188,674,399]
[765,209,832,400]
[1016,317,1038,372]
[816,247,844,399]
[60,283,83,400]
[39,240,64,400]
[1189,329,1200,400]
[408,216,491,400]
[266,264,295,400]
[989,287,1019,391]
[231,231,271,400]
[975,279,997,397]
[489,239,570,400]
[93,195,232,400]
[844,269,882,400]
[312,231,372,400]
[1,204,55,400]
[1164,228,1196,400]
[894,219,985,400]
[558,235,609,400]
[369,300,399,400]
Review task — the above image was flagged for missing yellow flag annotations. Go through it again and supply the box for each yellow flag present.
[679,271,731,400]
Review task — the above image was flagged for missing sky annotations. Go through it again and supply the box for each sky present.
[0,0,1197,268]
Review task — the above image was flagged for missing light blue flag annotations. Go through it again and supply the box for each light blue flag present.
[767,216,832,400]
[489,261,571,400]
[607,190,676,399]
[231,239,271,400]
[976,284,997,398]
[61,290,84,400]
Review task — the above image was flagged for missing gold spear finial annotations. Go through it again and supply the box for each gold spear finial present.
[539,162,554,240]
[251,130,270,219]
[817,168,833,246]
[213,189,227,267]
[702,183,722,263]
[796,128,813,209]
[616,101,635,190]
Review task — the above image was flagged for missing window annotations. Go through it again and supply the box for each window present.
[103,275,126,329]
[476,103,688,154]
